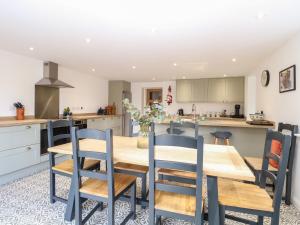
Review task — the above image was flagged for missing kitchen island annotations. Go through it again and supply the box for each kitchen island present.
[156,117,275,157]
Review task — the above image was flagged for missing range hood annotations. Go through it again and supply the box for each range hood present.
[35,61,74,88]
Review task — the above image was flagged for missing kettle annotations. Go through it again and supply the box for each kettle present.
[178,108,184,116]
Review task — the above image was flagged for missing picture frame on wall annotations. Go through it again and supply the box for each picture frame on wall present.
[279,65,296,93]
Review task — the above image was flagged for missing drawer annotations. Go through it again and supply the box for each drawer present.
[0,124,40,152]
[0,144,40,176]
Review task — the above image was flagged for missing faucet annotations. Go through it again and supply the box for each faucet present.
[192,104,196,120]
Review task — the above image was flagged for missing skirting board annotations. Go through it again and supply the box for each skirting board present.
[0,155,69,186]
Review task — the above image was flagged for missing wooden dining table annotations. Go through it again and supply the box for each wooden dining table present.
[48,136,255,225]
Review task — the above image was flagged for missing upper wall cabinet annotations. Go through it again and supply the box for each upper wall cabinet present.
[176,80,193,102]
[176,77,244,103]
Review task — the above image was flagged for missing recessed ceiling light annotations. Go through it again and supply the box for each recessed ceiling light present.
[151,27,157,33]
[182,76,186,79]
[152,77,156,81]
[232,58,237,62]
[173,63,177,67]
[132,66,136,70]
[91,68,95,72]
[85,38,91,44]
[223,74,227,77]
[29,47,34,51]
[257,12,265,20]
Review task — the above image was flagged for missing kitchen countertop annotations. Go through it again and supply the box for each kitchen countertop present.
[0,118,48,127]
[0,114,122,127]
[159,117,275,129]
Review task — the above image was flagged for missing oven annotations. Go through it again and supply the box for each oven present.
[40,119,87,155]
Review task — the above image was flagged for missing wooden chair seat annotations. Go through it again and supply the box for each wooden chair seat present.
[157,180,206,195]
[80,173,136,198]
[52,159,100,175]
[155,190,203,217]
[114,162,148,173]
[218,178,274,213]
[244,157,283,171]
[158,168,196,180]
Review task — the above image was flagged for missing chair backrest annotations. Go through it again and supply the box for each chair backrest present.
[148,132,203,222]
[47,119,73,147]
[129,120,155,137]
[170,121,199,138]
[259,130,291,212]
[277,123,298,171]
[71,128,114,200]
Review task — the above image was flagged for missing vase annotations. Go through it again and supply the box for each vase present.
[137,124,150,149]
[16,108,25,120]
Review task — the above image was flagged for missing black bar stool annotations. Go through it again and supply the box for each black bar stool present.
[211,131,232,145]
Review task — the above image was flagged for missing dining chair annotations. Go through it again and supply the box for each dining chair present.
[148,132,204,225]
[244,123,298,205]
[72,128,137,225]
[48,120,100,204]
[158,121,199,185]
[114,121,154,208]
[218,130,291,225]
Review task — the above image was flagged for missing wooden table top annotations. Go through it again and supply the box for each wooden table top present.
[48,136,255,182]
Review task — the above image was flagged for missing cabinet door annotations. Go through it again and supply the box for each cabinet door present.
[0,144,40,176]
[192,79,208,102]
[225,77,244,102]
[176,80,193,102]
[87,118,106,130]
[0,124,40,152]
[207,78,226,102]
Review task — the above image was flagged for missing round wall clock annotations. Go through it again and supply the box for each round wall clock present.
[261,70,270,87]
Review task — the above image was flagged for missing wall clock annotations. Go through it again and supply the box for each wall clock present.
[261,70,270,87]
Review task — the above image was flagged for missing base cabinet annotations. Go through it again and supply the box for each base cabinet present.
[87,116,122,136]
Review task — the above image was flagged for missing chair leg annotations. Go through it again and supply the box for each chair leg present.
[108,200,115,225]
[219,205,225,225]
[49,170,56,204]
[141,174,147,209]
[155,216,161,225]
[75,196,82,225]
[257,216,264,225]
[285,171,292,205]
[130,182,136,220]
[271,214,280,225]
[214,138,218,145]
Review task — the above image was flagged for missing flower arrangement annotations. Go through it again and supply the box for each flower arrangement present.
[123,98,164,136]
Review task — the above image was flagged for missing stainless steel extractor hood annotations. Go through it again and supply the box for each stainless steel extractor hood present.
[35,61,74,88]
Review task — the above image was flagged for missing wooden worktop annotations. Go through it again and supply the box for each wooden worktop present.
[0,118,48,127]
[159,118,275,129]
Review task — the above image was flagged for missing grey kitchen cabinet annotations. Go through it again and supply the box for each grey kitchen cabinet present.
[176,80,193,102]
[0,124,41,176]
[176,77,244,103]
[87,116,122,136]
[207,78,226,102]
[192,78,208,102]
[225,77,244,103]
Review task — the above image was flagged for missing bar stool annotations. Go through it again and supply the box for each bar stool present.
[211,131,232,145]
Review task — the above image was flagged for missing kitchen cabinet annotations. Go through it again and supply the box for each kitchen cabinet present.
[0,124,40,176]
[176,77,244,103]
[225,77,244,102]
[207,78,226,102]
[87,116,122,136]
[176,80,193,102]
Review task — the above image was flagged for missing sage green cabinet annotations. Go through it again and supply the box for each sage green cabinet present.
[225,77,244,103]
[176,77,244,103]
[207,78,226,102]
[192,79,208,102]
[176,80,193,102]
[87,116,122,136]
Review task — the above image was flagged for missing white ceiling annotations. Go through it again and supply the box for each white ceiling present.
[0,0,300,81]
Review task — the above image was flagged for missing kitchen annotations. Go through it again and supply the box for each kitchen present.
[1,1,300,225]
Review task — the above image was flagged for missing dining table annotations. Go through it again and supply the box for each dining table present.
[48,136,255,225]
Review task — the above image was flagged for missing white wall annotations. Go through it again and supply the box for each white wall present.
[0,49,108,117]
[131,80,243,116]
[250,32,300,209]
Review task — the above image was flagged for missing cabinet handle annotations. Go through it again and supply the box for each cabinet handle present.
[26,146,32,151]
[25,125,31,129]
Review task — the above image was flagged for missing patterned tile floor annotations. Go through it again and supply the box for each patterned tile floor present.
[0,170,299,225]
